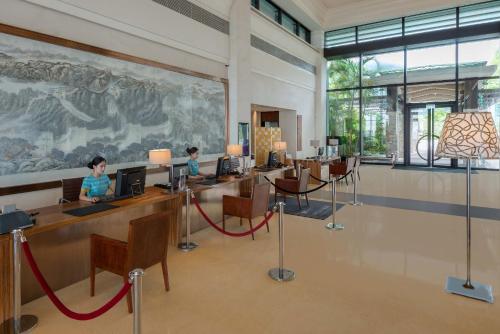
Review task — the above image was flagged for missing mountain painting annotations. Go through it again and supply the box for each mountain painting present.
[0,32,226,178]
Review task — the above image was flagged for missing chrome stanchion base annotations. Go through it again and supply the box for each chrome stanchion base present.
[349,201,363,206]
[325,223,344,230]
[268,268,295,282]
[177,242,198,252]
[0,315,38,333]
[445,276,494,303]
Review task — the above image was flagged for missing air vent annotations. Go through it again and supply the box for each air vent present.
[459,1,500,27]
[251,35,316,74]
[405,8,456,35]
[358,19,402,43]
[153,0,229,34]
[325,28,356,48]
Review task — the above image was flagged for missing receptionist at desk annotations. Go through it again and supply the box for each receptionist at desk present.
[79,156,113,203]
[186,146,208,180]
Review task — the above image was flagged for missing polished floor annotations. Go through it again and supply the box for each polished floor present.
[22,165,500,333]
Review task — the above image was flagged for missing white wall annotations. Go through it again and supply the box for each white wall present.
[0,0,323,209]
[250,10,320,158]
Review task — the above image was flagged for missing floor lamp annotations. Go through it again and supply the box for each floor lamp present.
[436,111,499,303]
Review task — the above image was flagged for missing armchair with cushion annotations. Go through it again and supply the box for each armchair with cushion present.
[329,157,355,185]
[274,168,310,209]
[222,182,271,240]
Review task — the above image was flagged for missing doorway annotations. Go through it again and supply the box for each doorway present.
[408,103,454,167]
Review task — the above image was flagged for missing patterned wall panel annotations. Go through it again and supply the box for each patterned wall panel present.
[255,127,281,165]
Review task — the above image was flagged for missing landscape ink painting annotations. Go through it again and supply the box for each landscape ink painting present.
[0,31,226,181]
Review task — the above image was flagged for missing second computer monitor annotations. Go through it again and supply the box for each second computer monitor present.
[169,163,189,189]
[115,166,146,197]
[216,156,230,178]
[267,151,279,168]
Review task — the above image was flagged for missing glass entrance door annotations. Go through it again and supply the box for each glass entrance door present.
[409,103,453,167]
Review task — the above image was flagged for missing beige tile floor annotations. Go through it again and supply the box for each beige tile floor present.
[22,166,500,333]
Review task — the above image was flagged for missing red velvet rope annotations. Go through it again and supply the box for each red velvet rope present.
[191,195,274,237]
[22,241,132,321]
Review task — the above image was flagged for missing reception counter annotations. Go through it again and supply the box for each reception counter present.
[0,167,288,323]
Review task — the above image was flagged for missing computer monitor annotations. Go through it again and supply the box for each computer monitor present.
[317,147,324,156]
[169,163,189,189]
[115,166,146,197]
[267,151,279,168]
[216,156,230,178]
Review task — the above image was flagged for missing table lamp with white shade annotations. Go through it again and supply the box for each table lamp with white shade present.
[273,141,287,164]
[436,111,499,303]
[149,149,173,193]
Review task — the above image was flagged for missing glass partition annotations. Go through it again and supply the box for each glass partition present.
[328,90,360,156]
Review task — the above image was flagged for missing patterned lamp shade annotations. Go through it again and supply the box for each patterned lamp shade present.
[436,112,499,159]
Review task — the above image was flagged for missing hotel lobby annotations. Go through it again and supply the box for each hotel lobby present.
[1,0,500,333]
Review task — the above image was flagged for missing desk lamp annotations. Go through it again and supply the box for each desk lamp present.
[149,149,173,193]
[310,139,320,158]
[436,111,499,303]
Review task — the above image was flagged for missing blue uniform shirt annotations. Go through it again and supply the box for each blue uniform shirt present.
[187,159,199,176]
[81,174,111,197]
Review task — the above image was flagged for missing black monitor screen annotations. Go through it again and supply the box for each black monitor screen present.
[169,163,189,188]
[318,147,324,156]
[216,156,230,178]
[267,151,279,168]
[115,166,146,197]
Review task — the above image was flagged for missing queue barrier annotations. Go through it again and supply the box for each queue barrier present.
[2,229,144,334]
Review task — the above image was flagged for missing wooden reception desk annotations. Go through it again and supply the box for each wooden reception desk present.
[293,157,340,185]
[0,168,288,323]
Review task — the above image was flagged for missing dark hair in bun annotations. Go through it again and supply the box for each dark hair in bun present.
[87,156,106,169]
[186,147,199,155]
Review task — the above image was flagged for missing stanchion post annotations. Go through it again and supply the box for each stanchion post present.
[0,230,38,334]
[349,162,363,206]
[178,188,198,252]
[268,202,295,282]
[325,176,344,231]
[129,269,144,334]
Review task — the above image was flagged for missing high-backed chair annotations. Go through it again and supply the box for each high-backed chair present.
[59,177,83,203]
[274,168,310,209]
[90,211,172,313]
[222,182,271,240]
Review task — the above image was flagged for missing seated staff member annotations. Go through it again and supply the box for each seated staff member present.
[186,147,206,180]
[79,156,113,202]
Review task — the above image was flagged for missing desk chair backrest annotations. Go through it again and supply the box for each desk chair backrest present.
[251,182,271,217]
[126,211,171,272]
[298,168,310,192]
[60,177,84,203]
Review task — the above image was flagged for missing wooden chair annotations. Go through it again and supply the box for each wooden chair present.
[59,177,83,203]
[222,182,271,240]
[90,211,172,313]
[329,157,355,185]
[274,168,310,209]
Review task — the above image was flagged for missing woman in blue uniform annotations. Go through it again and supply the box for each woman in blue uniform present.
[79,156,113,202]
[186,147,205,180]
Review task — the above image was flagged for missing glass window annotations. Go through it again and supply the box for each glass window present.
[406,43,456,83]
[251,0,258,8]
[460,1,500,27]
[459,38,500,79]
[358,19,402,43]
[325,28,356,48]
[362,50,404,86]
[328,90,360,156]
[327,56,360,90]
[298,26,307,40]
[362,87,404,161]
[281,13,297,34]
[405,9,456,36]
[260,0,279,22]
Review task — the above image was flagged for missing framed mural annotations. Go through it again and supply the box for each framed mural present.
[0,24,227,189]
